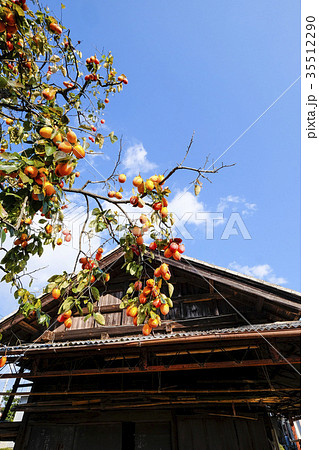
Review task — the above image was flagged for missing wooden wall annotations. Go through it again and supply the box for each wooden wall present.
[16,410,273,450]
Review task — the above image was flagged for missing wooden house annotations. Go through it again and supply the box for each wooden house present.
[0,247,301,449]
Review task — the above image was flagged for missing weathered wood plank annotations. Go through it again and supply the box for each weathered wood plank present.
[41,313,239,341]
[0,387,300,397]
[18,321,39,334]
[15,396,295,413]
[0,356,301,379]
[0,421,21,440]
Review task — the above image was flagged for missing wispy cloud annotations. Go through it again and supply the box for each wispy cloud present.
[122,143,157,176]
[168,190,256,239]
[228,261,287,286]
[217,195,257,218]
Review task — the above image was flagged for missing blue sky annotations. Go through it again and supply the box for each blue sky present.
[0,0,300,318]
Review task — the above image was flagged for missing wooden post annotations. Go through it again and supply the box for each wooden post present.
[289,418,301,450]
[1,365,24,422]
[170,411,179,450]
[139,348,148,370]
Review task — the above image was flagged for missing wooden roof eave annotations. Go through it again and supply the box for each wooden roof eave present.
[0,246,300,339]
[1,325,301,357]
[0,247,125,336]
[158,256,301,314]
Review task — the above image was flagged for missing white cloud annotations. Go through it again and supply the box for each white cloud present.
[242,202,257,215]
[169,189,224,239]
[169,189,207,224]
[217,195,257,217]
[0,201,103,299]
[165,190,257,240]
[228,262,287,286]
[122,143,157,176]
[217,195,241,212]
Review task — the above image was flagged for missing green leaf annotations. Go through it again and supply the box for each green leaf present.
[166,298,173,308]
[61,115,70,124]
[126,286,134,295]
[53,151,72,162]
[108,131,118,144]
[19,170,32,184]
[0,203,8,219]
[93,312,105,326]
[0,229,6,245]
[7,80,24,89]
[69,173,76,189]
[0,161,21,173]
[150,310,157,319]
[5,273,13,283]
[79,124,92,131]
[0,76,8,88]
[44,282,57,293]
[167,282,174,298]
[77,280,88,292]
[95,133,104,149]
[137,310,146,325]
[45,145,56,156]
[90,286,100,302]
[92,208,101,216]
[38,243,44,257]
[6,192,22,199]
[60,280,70,289]
[13,3,25,16]
[47,274,65,283]
[58,297,74,314]
[38,313,50,327]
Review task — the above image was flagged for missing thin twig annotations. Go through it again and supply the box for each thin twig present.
[72,194,90,274]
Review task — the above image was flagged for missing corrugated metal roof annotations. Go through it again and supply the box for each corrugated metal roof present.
[2,320,301,353]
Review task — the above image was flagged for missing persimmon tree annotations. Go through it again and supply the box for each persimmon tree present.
[0,0,232,338]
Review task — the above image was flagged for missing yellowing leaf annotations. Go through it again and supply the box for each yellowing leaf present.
[94,312,105,326]
[167,283,174,298]
[194,182,202,196]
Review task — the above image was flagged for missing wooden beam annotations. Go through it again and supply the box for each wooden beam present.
[15,397,294,413]
[73,304,121,316]
[18,321,39,334]
[0,421,21,440]
[3,326,301,355]
[0,387,300,397]
[41,313,238,341]
[183,296,222,304]
[162,258,301,311]
[154,345,259,356]
[52,326,301,346]
[0,356,301,379]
